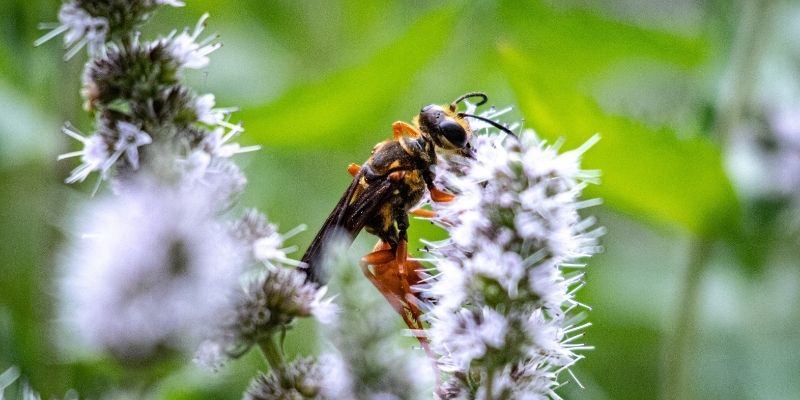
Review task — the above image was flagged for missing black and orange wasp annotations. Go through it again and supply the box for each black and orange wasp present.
[300,92,515,357]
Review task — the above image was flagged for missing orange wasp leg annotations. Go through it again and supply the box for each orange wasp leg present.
[347,163,361,177]
[410,208,437,218]
[430,187,455,203]
[361,247,394,265]
[359,242,424,333]
[360,242,436,356]
[392,121,421,140]
[394,240,414,305]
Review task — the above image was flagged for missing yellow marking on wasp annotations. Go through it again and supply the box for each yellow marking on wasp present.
[379,204,393,231]
[349,177,369,206]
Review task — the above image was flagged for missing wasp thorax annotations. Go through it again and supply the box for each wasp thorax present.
[419,104,469,150]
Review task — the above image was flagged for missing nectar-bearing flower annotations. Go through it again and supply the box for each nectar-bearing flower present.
[58,180,243,362]
[57,123,111,183]
[164,13,221,70]
[195,210,333,369]
[197,267,335,365]
[57,14,247,187]
[230,209,306,267]
[244,357,347,400]
[41,2,336,397]
[319,239,434,400]
[35,0,185,60]
[424,125,602,398]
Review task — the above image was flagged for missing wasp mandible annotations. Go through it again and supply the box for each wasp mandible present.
[300,92,515,350]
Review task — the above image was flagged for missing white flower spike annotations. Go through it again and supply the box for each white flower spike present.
[424,115,603,397]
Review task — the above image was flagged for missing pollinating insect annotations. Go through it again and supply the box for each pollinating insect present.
[300,92,516,357]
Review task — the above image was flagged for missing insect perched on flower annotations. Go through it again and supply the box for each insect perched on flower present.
[300,92,516,357]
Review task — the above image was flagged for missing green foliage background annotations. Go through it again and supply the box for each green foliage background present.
[0,0,798,399]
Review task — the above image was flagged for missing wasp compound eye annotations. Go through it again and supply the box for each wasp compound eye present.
[438,119,467,148]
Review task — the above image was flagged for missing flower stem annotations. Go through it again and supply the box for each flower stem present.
[258,334,286,379]
[662,238,713,400]
[483,368,495,400]
[714,0,771,146]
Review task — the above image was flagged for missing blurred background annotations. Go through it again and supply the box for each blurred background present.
[1,0,799,399]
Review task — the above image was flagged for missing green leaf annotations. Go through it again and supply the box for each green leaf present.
[239,6,458,149]
[497,0,708,77]
[500,44,740,237]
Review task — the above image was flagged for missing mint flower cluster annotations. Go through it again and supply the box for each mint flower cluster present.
[39,1,333,398]
[424,120,603,399]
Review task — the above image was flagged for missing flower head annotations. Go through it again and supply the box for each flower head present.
[424,119,602,395]
[228,268,334,354]
[34,0,184,59]
[230,209,306,267]
[111,121,152,170]
[318,239,433,400]
[244,357,345,400]
[61,15,247,188]
[59,180,243,362]
[429,307,508,372]
[164,13,220,70]
[58,123,111,183]
[197,263,334,368]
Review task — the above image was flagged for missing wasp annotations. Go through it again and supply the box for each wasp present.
[300,92,514,355]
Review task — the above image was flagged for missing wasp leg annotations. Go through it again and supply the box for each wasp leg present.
[392,121,421,139]
[410,208,437,218]
[360,243,405,314]
[362,241,441,387]
[361,247,394,265]
[372,251,440,382]
[360,242,425,331]
[430,187,455,203]
[393,209,416,305]
[347,163,361,177]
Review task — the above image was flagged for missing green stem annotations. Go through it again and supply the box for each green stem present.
[662,238,713,400]
[714,0,771,146]
[483,368,495,400]
[258,335,286,379]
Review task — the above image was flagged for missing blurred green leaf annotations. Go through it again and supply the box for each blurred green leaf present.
[240,6,457,149]
[498,1,707,77]
[497,2,740,237]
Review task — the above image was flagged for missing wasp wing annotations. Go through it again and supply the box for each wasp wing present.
[301,170,397,284]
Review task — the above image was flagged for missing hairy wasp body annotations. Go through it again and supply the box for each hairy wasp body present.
[298,92,514,379]
[300,92,491,284]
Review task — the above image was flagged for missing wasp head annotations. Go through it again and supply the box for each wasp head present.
[416,92,494,155]
[417,104,472,151]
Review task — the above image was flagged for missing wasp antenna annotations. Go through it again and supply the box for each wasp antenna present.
[451,92,488,108]
[459,112,519,139]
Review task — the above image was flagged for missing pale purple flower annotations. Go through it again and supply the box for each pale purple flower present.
[196,266,335,368]
[243,356,347,400]
[201,126,261,158]
[424,122,602,396]
[34,2,109,59]
[430,307,508,372]
[57,123,111,183]
[34,0,185,60]
[230,209,306,267]
[320,239,433,399]
[110,121,152,170]
[59,181,243,361]
[164,13,221,70]
[194,94,251,137]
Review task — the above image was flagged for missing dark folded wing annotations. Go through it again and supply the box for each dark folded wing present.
[301,171,396,284]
